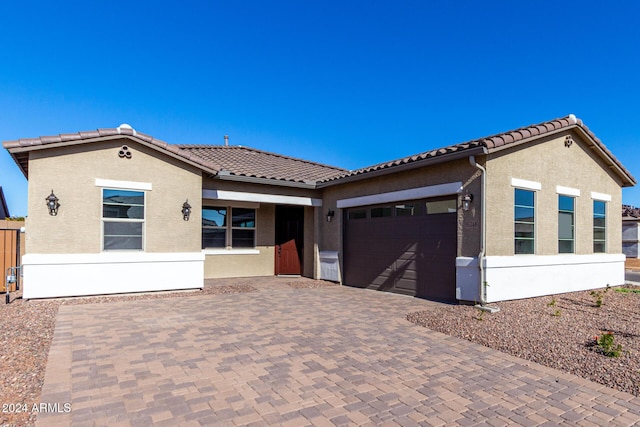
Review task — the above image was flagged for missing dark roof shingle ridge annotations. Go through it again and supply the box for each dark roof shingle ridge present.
[177,144,349,173]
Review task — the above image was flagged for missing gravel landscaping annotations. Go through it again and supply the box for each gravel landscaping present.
[408,284,640,397]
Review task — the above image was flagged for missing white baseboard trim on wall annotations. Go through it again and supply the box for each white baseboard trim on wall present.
[22,252,205,299]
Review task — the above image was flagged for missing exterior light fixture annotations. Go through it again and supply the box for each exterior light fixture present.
[182,200,192,221]
[46,190,60,216]
[462,192,473,212]
[326,210,335,222]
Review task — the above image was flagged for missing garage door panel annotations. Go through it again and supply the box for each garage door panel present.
[344,198,457,302]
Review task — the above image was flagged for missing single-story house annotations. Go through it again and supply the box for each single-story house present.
[3,115,635,302]
[622,205,640,258]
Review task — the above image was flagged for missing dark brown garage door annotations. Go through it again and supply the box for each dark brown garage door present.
[343,197,457,302]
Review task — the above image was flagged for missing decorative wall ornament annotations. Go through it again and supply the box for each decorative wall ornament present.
[564,135,574,148]
[118,145,132,158]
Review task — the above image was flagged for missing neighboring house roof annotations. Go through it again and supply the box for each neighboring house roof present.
[0,187,9,219]
[623,205,640,219]
[2,114,636,188]
[319,115,636,187]
[178,145,347,184]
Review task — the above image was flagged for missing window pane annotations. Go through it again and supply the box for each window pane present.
[103,190,144,219]
[395,204,417,216]
[104,236,143,250]
[594,242,606,253]
[559,195,574,212]
[558,211,574,239]
[371,206,392,218]
[515,206,534,222]
[593,229,606,241]
[515,223,534,238]
[593,217,606,228]
[348,209,366,220]
[515,239,534,254]
[594,201,606,216]
[232,208,255,228]
[104,222,143,236]
[426,198,456,214]
[515,189,534,206]
[232,229,255,248]
[103,222,143,250]
[559,240,574,253]
[202,229,226,248]
[202,208,227,227]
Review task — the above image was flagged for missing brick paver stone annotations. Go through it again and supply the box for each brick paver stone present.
[37,277,640,426]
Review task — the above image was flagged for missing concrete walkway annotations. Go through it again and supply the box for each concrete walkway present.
[39,278,640,426]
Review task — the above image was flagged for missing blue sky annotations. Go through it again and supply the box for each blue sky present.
[1,1,639,216]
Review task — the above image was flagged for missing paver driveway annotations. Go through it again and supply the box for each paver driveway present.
[39,278,640,426]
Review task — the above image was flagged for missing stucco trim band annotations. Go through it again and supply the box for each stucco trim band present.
[510,178,541,191]
[556,185,581,197]
[95,178,153,191]
[22,252,204,299]
[591,191,612,202]
[202,189,322,207]
[483,253,625,302]
[336,181,463,209]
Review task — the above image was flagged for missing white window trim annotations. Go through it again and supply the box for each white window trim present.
[556,185,581,197]
[511,178,541,191]
[202,249,261,255]
[101,188,146,252]
[591,192,612,202]
[95,178,152,191]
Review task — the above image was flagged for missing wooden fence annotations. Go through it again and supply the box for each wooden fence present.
[0,220,25,292]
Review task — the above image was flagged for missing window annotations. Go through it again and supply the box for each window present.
[371,206,392,218]
[514,189,535,254]
[348,208,367,220]
[202,207,255,249]
[558,195,575,253]
[425,198,457,214]
[593,200,606,253]
[231,208,256,248]
[202,207,227,248]
[395,203,417,216]
[102,189,144,250]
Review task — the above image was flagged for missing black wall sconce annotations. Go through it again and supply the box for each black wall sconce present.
[182,200,192,221]
[326,210,335,222]
[462,192,473,212]
[46,190,60,216]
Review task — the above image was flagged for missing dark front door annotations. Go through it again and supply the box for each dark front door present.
[275,206,304,275]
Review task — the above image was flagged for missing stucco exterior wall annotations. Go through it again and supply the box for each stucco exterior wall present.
[318,158,483,278]
[27,139,202,254]
[485,131,623,257]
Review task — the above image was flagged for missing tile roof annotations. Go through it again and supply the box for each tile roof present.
[2,126,221,178]
[623,205,640,218]
[177,145,347,183]
[3,114,635,187]
[318,115,636,186]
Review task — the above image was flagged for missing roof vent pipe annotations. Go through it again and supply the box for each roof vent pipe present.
[224,135,229,146]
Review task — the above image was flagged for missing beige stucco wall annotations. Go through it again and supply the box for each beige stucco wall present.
[318,158,483,262]
[27,139,202,254]
[486,130,623,256]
